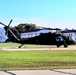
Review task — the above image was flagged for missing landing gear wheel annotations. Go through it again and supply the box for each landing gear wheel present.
[18,46,21,48]
[64,44,67,48]
[57,45,60,48]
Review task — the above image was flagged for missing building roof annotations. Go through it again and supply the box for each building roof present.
[23,29,41,33]
[61,30,76,33]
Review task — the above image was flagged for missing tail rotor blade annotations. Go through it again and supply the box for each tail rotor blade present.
[0,22,7,27]
[8,19,13,27]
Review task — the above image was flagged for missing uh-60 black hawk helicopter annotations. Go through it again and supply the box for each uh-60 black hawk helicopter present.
[0,20,72,48]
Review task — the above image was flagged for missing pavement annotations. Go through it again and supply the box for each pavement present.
[0,45,76,51]
[0,69,76,75]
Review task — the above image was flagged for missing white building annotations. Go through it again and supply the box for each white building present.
[61,30,76,43]
[0,28,8,42]
[21,29,54,39]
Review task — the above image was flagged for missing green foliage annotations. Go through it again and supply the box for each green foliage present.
[14,23,37,33]
[0,43,21,47]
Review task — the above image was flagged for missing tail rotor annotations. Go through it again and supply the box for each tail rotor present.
[0,19,12,35]
[0,19,20,41]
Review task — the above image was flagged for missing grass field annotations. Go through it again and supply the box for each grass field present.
[0,50,76,70]
[0,43,21,47]
[0,43,46,47]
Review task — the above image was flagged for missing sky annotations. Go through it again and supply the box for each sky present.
[0,0,76,29]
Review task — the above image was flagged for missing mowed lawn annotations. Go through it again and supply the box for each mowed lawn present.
[0,43,44,47]
[0,43,21,47]
[0,50,76,70]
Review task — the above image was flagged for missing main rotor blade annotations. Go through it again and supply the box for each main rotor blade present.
[8,19,13,27]
[37,26,61,30]
[8,28,20,41]
[0,22,7,27]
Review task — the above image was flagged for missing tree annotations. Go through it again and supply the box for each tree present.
[64,28,69,31]
[14,23,37,33]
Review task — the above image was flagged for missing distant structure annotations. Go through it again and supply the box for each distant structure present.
[0,28,8,42]
[61,30,76,43]
[21,29,54,39]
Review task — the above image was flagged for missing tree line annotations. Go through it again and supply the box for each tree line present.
[12,23,37,33]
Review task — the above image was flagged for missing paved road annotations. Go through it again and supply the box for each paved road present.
[0,69,76,75]
[1,45,76,51]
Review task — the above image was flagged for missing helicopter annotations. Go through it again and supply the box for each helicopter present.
[0,20,71,48]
